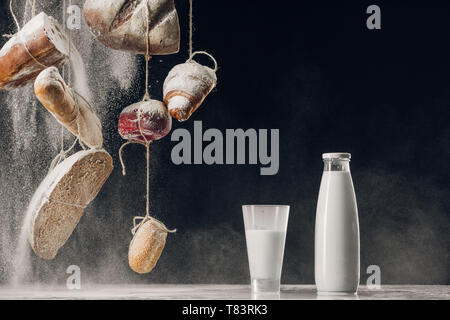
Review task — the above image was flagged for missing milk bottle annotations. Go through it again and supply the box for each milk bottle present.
[314,153,360,294]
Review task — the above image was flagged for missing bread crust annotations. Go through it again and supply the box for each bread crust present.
[118,99,172,143]
[28,149,113,260]
[0,13,72,90]
[83,0,180,54]
[163,61,217,121]
[34,67,103,148]
[128,219,167,274]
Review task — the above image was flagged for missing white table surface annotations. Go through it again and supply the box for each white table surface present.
[0,285,448,300]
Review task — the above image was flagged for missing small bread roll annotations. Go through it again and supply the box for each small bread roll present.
[0,12,78,90]
[128,219,168,274]
[28,149,113,260]
[163,60,217,122]
[83,0,180,54]
[118,99,172,143]
[34,67,103,148]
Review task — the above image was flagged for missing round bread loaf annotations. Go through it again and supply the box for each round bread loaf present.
[128,219,168,274]
[28,149,113,260]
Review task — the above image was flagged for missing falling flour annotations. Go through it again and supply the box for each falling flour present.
[0,0,138,285]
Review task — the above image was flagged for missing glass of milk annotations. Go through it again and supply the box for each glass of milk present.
[242,205,289,294]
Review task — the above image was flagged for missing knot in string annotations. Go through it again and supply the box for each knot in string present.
[119,109,151,217]
[3,0,49,69]
[131,215,177,235]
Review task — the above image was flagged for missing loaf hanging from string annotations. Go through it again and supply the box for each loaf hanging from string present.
[28,149,113,260]
[0,12,77,90]
[163,52,217,122]
[83,0,180,55]
[118,99,172,144]
[34,67,103,148]
[128,218,172,274]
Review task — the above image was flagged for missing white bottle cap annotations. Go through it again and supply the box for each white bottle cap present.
[322,152,351,160]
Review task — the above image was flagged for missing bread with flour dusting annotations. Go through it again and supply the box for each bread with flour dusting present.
[163,60,217,121]
[83,0,180,54]
[118,99,172,143]
[28,149,113,260]
[0,12,79,90]
[128,219,168,273]
[34,67,103,148]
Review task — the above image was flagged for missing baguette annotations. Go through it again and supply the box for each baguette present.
[28,149,113,260]
[34,67,103,148]
[0,12,78,90]
[83,0,180,55]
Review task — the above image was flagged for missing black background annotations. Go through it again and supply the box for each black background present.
[0,0,448,285]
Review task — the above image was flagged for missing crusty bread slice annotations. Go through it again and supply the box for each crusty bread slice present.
[28,149,113,260]
[83,0,180,54]
[128,219,167,274]
[0,12,81,90]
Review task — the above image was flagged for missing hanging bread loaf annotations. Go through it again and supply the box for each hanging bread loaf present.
[118,99,172,143]
[83,0,180,55]
[28,149,113,260]
[128,219,170,274]
[163,55,217,122]
[0,12,77,90]
[34,67,103,148]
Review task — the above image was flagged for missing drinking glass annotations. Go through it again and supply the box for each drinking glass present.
[242,205,290,293]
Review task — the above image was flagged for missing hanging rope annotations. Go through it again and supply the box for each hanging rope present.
[67,0,72,88]
[118,111,177,235]
[60,0,67,161]
[186,0,218,72]
[189,0,193,57]
[48,88,89,172]
[28,0,36,18]
[48,0,94,172]
[142,0,151,101]
[3,0,48,68]
[118,0,176,236]
[188,50,218,72]
[132,215,176,235]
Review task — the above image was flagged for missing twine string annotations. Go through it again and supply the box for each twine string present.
[61,0,67,159]
[10,0,20,31]
[67,0,72,87]
[48,87,90,172]
[119,0,176,236]
[118,111,177,235]
[3,0,49,68]
[50,0,99,171]
[142,0,151,101]
[28,0,36,18]
[189,0,193,57]
[131,215,177,235]
[188,50,218,72]
[186,0,218,72]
